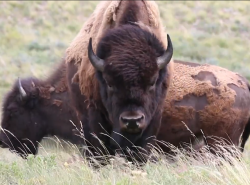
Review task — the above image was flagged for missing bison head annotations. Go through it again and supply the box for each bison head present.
[88,25,173,136]
[0,78,43,158]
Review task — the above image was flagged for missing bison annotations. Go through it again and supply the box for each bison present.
[80,59,250,162]
[158,60,250,155]
[0,62,84,158]
[65,0,250,162]
[1,60,249,162]
[2,0,249,164]
[66,1,174,161]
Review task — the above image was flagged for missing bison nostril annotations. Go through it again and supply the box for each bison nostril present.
[120,113,145,130]
[121,117,142,124]
[139,115,144,121]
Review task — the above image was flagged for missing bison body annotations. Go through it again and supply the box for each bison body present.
[1,60,249,160]
[0,62,82,157]
[157,60,250,153]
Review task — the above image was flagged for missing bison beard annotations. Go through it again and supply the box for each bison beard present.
[85,24,173,163]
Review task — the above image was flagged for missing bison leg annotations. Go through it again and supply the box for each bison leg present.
[135,110,162,163]
[240,118,250,152]
[194,130,243,164]
[84,107,114,160]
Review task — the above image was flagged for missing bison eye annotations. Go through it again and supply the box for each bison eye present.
[150,80,157,87]
[148,80,157,91]
[108,84,114,91]
[104,79,114,90]
[150,82,155,87]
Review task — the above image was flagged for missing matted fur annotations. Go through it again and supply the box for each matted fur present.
[0,61,82,156]
[157,61,250,150]
[38,61,68,100]
[66,0,173,101]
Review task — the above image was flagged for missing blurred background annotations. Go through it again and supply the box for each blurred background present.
[0,1,250,102]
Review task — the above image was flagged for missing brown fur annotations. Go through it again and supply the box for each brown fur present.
[52,99,63,107]
[0,61,82,157]
[157,60,250,152]
[2,60,249,157]
[42,60,250,153]
[65,1,173,102]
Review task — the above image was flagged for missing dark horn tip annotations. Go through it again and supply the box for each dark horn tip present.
[88,37,93,57]
[166,34,173,51]
[167,34,172,44]
[88,37,92,48]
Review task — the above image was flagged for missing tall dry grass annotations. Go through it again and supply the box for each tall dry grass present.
[1,129,250,185]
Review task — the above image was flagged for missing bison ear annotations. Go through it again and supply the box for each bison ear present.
[27,83,39,109]
[17,79,39,109]
[88,37,105,72]
[157,34,173,69]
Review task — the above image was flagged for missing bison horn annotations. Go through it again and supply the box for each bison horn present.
[18,78,27,98]
[88,37,104,72]
[157,34,173,69]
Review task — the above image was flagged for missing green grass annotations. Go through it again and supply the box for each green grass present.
[1,139,250,185]
[0,1,249,101]
[1,1,250,184]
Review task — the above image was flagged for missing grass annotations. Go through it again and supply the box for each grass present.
[1,138,250,185]
[0,1,250,99]
[0,1,250,184]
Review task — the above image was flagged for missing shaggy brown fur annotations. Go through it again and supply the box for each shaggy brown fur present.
[66,56,250,158]
[37,62,68,99]
[0,61,82,157]
[65,1,174,163]
[2,59,249,158]
[157,60,250,153]
[66,0,173,102]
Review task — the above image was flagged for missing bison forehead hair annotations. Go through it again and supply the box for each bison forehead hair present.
[96,25,166,87]
[1,78,39,125]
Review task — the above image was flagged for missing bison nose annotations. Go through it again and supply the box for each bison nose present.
[119,111,146,131]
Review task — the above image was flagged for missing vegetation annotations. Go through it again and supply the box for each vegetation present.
[0,1,249,100]
[0,1,250,184]
[1,138,250,185]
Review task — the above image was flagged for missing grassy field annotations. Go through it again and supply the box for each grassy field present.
[1,139,250,185]
[0,1,250,184]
